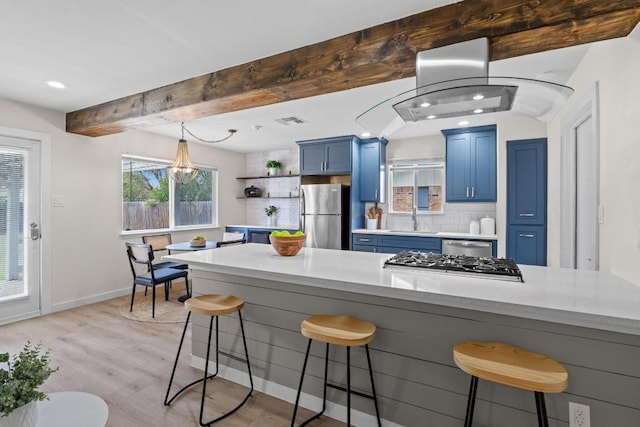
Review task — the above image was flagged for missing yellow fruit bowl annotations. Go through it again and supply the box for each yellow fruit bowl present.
[269,234,306,256]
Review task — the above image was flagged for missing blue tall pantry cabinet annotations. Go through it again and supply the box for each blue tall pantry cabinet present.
[506,138,547,265]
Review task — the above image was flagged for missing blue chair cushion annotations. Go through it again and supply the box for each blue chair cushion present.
[134,267,188,286]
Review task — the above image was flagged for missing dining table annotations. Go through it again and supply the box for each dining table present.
[164,241,218,301]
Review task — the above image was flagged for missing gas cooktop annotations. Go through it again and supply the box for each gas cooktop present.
[383,252,524,282]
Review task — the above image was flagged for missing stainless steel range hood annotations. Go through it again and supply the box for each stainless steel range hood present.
[356,38,574,137]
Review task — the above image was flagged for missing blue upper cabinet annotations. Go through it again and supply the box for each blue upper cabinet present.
[359,138,387,202]
[443,125,497,202]
[297,136,353,175]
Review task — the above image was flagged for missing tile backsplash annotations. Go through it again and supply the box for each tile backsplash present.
[244,148,300,227]
[372,202,497,233]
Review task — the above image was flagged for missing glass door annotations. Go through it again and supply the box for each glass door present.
[0,135,41,323]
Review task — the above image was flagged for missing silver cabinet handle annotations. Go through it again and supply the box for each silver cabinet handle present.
[374,189,378,200]
[471,187,474,198]
[466,187,470,198]
[360,238,370,242]
[519,233,535,238]
[519,213,535,217]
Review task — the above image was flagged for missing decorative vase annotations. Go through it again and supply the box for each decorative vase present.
[0,401,38,427]
[268,215,277,227]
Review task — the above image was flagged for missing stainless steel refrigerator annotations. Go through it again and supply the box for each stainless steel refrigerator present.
[300,183,350,249]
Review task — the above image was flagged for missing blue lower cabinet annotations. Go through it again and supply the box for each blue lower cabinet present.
[353,244,378,253]
[352,233,441,254]
[226,227,296,244]
[507,225,546,265]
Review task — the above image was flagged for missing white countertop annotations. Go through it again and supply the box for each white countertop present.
[165,244,640,336]
[352,228,497,240]
[227,224,299,230]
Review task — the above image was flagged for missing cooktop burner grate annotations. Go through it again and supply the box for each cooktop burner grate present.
[383,252,524,282]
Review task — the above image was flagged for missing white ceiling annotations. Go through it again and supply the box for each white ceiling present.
[1,0,591,152]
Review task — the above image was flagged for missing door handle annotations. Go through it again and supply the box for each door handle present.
[30,222,41,240]
[519,233,535,238]
[374,189,378,200]
[519,213,535,217]
[466,187,470,198]
[471,187,475,198]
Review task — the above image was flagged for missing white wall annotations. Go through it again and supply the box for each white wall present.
[0,98,246,311]
[547,36,640,284]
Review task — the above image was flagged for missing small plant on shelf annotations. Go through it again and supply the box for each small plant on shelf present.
[266,160,282,176]
[264,205,278,217]
[1,342,58,419]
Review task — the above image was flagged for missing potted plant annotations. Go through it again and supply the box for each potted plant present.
[265,160,282,176]
[264,205,278,226]
[0,342,58,427]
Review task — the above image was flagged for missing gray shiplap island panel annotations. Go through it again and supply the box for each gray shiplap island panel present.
[166,244,640,427]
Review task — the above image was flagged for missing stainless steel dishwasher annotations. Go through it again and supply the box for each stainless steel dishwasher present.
[442,240,493,257]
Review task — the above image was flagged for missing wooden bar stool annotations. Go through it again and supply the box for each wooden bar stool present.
[291,314,381,427]
[164,295,254,426]
[453,341,568,427]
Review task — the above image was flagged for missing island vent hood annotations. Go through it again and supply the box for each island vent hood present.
[356,38,574,137]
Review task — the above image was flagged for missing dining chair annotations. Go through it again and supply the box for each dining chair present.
[126,243,189,318]
[222,232,245,242]
[142,234,187,270]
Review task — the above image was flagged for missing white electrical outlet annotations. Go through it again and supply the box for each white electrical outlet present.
[569,402,591,427]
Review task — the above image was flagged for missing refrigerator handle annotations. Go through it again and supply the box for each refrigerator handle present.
[299,187,306,232]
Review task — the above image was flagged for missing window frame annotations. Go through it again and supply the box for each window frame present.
[388,158,445,215]
[121,155,219,235]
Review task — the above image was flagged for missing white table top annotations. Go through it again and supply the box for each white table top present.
[165,243,640,336]
[37,392,108,427]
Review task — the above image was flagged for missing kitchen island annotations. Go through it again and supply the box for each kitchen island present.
[165,244,640,427]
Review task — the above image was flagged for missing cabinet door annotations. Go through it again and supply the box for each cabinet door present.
[507,139,546,225]
[300,144,325,175]
[470,131,497,202]
[507,225,546,265]
[353,245,377,253]
[324,139,351,174]
[359,142,381,201]
[445,133,471,201]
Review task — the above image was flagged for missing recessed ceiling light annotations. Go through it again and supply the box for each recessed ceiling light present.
[473,109,483,114]
[472,94,484,100]
[420,102,431,108]
[427,115,437,120]
[458,120,470,126]
[45,80,67,89]
[361,132,371,138]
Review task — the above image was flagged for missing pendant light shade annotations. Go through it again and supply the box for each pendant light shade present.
[167,137,199,184]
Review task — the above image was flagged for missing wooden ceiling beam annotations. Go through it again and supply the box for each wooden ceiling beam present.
[66,0,640,137]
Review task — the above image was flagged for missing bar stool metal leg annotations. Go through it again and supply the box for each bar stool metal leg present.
[535,392,549,427]
[463,375,479,427]
[365,344,382,427]
[291,339,313,427]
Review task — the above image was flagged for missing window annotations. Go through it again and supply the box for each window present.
[122,156,217,231]
[389,159,444,214]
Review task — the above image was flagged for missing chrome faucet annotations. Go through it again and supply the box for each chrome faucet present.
[412,206,418,231]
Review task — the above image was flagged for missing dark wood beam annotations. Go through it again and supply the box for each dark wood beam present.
[66,0,640,137]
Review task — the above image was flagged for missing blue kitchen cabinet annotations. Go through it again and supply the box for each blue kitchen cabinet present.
[443,125,496,202]
[359,138,387,202]
[298,136,353,175]
[507,225,546,265]
[506,138,547,265]
[352,233,441,254]
[225,226,297,244]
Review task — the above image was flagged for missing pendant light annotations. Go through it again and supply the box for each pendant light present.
[167,122,237,184]
[167,123,199,184]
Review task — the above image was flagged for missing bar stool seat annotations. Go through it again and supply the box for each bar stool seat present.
[165,294,254,426]
[291,314,381,427]
[453,341,568,427]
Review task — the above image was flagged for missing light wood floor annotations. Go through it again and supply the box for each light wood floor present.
[1,296,343,426]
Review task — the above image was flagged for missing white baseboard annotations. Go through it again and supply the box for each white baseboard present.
[191,355,400,427]
[50,288,131,313]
